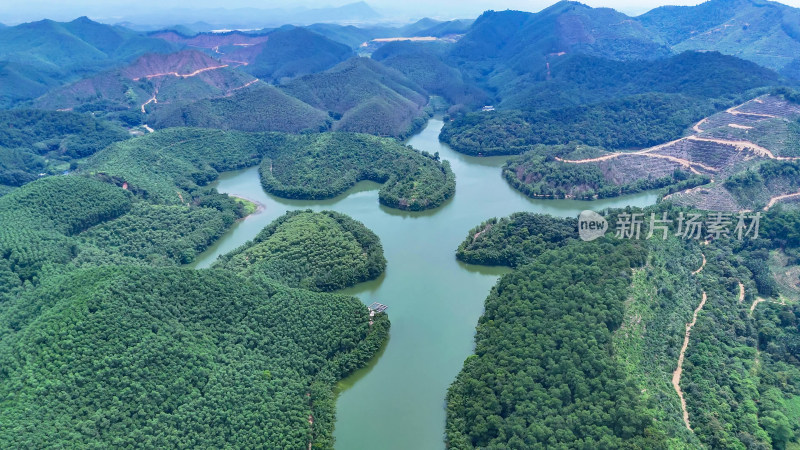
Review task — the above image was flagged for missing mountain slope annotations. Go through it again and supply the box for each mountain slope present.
[280,57,429,137]
[639,0,800,76]
[149,27,353,83]
[372,41,488,110]
[0,265,386,449]
[147,85,330,133]
[35,50,256,113]
[453,2,668,76]
[243,27,353,82]
[0,17,177,106]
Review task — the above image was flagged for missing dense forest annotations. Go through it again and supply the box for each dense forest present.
[83,127,454,211]
[259,132,455,210]
[0,169,390,448]
[148,85,332,133]
[215,210,386,291]
[456,212,577,267]
[0,266,388,448]
[439,50,784,157]
[280,58,431,139]
[0,110,129,189]
[449,205,800,448]
[440,93,722,156]
[447,238,661,448]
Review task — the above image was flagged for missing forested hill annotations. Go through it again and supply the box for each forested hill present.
[240,27,354,82]
[215,210,386,291]
[0,17,177,108]
[0,156,390,448]
[448,207,800,448]
[35,49,257,113]
[639,0,800,78]
[0,109,129,190]
[81,127,454,211]
[440,52,784,157]
[280,57,431,138]
[451,2,669,71]
[0,266,388,449]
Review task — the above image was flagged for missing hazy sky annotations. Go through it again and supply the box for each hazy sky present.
[1,0,799,24]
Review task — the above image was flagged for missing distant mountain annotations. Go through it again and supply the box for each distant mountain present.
[304,19,472,50]
[305,23,393,48]
[0,17,177,107]
[241,27,353,83]
[639,0,800,78]
[107,2,382,30]
[281,57,429,137]
[149,30,270,48]
[392,18,473,38]
[453,2,668,69]
[0,17,175,74]
[35,50,256,113]
[149,27,353,83]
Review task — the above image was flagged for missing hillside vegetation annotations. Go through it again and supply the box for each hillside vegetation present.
[371,41,488,112]
[449,206,800,448]
[0,17,176,107]
[640,0,800,77]
[0,165,389,449]
[0,266,388,449]
[243,27,353,82]
[440,52,781,157]
[259,132,455,210]
[35,50,256,114]
[148,85,331,132]
[281,58,430,138]
[0,109,129,189]
[216,210,385,291]
[82,128,455,211]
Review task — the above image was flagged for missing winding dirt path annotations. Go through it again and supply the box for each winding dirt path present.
[685,136,784,160]
[132,64,229,81]
[692,253,706,275]
[764,191,800,211]
[227,78,259,95]
[141,89,158,113]
[725,104,778,119]
[693,117,707,133]
[750,297,767,314]
[555,142,717,174]
[672,290,707,431]
[739,282,745,303]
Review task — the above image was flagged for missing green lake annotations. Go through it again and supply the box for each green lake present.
[191,118,658,449]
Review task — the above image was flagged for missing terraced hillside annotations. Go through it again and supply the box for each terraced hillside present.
[506,93,800,210]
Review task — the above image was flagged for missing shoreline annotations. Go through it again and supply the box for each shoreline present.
[229,194,266,219]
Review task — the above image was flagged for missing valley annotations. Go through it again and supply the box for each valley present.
[1,0,800,448]
[189,118,659,449]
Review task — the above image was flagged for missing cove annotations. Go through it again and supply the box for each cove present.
[191,118,658,449]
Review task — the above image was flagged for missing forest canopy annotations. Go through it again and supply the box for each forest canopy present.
[215,210,386,291]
